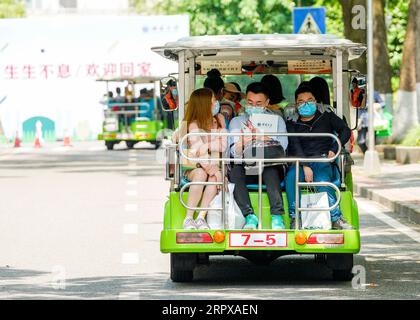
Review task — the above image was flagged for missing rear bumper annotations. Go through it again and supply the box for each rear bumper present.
[160,229,361,254]
[101,132,157,141]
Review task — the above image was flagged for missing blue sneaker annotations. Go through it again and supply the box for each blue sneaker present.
[271,215,285,230]
[244,214,258,230]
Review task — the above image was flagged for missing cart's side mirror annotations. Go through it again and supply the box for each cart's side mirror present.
[349,72,367,109]
[160,76,179,112]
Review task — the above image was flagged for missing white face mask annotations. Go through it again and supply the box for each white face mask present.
[244,105,266,116]
[212,101,220,116]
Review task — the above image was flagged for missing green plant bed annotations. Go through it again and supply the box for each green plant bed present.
[402,125,420,147]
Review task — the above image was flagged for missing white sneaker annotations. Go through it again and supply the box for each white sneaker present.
[183,217,197,230]
[195,217,210,230]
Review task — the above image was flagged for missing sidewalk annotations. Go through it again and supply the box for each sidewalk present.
[352,153,420,225]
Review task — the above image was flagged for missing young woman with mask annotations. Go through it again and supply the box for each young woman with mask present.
[179,88,227,230]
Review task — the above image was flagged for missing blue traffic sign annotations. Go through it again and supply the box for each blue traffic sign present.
[293,7,326,34]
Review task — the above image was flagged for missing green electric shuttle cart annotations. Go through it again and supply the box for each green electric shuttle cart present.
[152,34,366,282]
[97,76,165,150]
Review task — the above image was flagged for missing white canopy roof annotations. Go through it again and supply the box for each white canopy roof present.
[152,34,366,61]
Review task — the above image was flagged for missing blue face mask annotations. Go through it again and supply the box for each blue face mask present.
[171,89,178,96]
[297,102,317,117]
[245,105,265,116]
[212,101,220,116]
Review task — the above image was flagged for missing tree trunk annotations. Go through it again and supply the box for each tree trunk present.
[340,0,367,74]
[393,0,418,140]
[373,0,393,113]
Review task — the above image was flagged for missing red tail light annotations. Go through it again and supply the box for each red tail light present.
[307,233,344,245]
[176,232,213,244]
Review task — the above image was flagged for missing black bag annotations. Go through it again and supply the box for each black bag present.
[243,139,285,166]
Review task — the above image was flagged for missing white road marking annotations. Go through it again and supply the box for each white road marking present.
[358,197,420,243]
[123,224,139,234]
[118,292,140,300]
[88,146,106,151]
[126,180,138,186]
[121,253,139,264]
[124,204,138,212]
[126,190,138,197]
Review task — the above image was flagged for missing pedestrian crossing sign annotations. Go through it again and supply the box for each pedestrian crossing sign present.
[293,7,326,34]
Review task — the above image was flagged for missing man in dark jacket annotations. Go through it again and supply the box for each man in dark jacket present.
[286,85,352,230]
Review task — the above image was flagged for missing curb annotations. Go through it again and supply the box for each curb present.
[354,182,420,225]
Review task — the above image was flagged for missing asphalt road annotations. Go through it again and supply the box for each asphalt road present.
[0,141,419,299]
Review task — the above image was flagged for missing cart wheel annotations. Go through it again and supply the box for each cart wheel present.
[326,253,354,282]
[332,269,353,281]
[314,254,327,263]
[170,253,196,282]
[105,141,114,150]
[126,141,136,149]
[154,141,162,149]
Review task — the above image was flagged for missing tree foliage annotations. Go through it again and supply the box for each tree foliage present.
[132,0,295,35]
[0,0,25,19]
[386,0,409,89]
[131,0,408,90]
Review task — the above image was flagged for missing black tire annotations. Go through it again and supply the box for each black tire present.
[314,254,327,263]
[332,269,353,281]
[154,140,162,150]
[126,141,136,149]
[170,253,196,282]
[105,141,114,150]
[326,253,354,281]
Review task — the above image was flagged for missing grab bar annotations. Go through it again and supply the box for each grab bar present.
[177,132,343,230]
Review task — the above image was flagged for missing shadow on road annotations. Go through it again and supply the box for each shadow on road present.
[1,251,418,299]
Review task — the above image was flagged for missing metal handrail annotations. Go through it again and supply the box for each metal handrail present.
[178,132,341,163]
[105,103,151,115]
[179,182,224,211]
[176,132,343,230]
[298,182,341,211]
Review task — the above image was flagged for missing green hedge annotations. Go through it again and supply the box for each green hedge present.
[402,125,420,146]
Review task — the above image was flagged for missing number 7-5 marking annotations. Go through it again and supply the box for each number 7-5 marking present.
[242,234,251,245]
[266,234,276,245]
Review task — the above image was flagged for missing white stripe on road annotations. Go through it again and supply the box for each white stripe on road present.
[123,224,139,234]
[118,292,140,300]
[126,190,138,197]
[124,204,138,212]
[358,197,420,243]
[126,180,138,186]
[121,253,140,264]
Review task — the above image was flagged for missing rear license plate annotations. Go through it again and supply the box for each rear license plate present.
[229,232,287,248]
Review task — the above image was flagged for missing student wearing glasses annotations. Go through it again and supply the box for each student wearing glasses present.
[285,85,353,230]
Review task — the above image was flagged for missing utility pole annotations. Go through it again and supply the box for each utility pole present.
[363,0,381,174]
